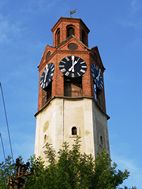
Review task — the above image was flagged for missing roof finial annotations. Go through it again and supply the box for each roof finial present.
[70,9,77,18]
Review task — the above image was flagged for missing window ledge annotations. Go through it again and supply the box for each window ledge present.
[69,135,79,138]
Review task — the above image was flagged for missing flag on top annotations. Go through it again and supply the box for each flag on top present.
[70,9,77,17]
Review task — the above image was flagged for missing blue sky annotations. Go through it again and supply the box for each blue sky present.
[0,0,142,188]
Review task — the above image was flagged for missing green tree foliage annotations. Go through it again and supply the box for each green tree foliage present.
[0,156,15,189]
[0,138,135,189]
[25,138,129,189]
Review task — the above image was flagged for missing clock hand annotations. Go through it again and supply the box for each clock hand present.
[69,56,75,71]
[71,55,75,64]
[68,58,80,72]
[44,67,49,82]
[68,61,77,72]
[96,69,101,80]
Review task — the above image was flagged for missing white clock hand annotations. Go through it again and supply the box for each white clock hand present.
[71,55,75,64]
[68,55,75,71]
[72,60,78,72]
[68,58,80,72]
[96,69,101,80]
[44,66,49,82]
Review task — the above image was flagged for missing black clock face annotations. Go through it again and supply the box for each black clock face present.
[59,56,87,78]
[91,64,103,90]
[40,63,54,90]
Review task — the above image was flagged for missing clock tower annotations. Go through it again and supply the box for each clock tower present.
[34,17,110,158]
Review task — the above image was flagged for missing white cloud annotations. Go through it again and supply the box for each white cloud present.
[120,18,142,30]
[21,0,64,14]
[118,0,142,31]
[0,14,21,43]
[130,0,142,14]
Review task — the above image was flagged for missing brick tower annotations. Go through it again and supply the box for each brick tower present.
[34,17,110,158]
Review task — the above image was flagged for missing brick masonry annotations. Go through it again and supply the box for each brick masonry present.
[37,17,106,114]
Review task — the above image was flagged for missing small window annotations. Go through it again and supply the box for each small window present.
[67,25,75,38]
[56,28,60,45]
[72,127,77,135]
[100,136,103,146]
[44,134,48,144]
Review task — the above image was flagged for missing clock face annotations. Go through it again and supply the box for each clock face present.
[91,64,103,90]
[59,55,87,78]
[40,63,55,90]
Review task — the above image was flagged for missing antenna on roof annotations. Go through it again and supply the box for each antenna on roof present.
[70,9,77,18]
[0,82,14,161]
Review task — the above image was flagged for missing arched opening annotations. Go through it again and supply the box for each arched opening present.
[44,134,48,144]
[100,135,103,146]
[67,25,75,38]
[42,82,52,106]
[64,77,82,97]
[93,83,103,109]
[56,28,60,46]
[81,29,87,45]
[72,127,77,135]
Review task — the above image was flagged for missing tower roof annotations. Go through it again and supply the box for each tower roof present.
[51,17,90,33]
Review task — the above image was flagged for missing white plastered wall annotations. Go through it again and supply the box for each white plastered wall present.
[35,98,109,159]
